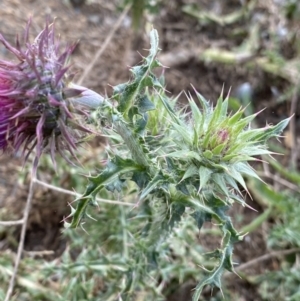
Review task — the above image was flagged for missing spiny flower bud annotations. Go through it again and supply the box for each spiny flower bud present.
[216,129,229,144]
[0,20,103,170]
[167,88,290,197]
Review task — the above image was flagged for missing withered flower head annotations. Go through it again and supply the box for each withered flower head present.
[0,20,102,170]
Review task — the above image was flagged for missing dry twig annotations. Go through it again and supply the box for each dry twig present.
[235,247,300,272]
[4,176,35,301]
[225,247,300,277]
[33,178,135,206]
[256,171,300,192]
[77,4,131,85]
[0,219,24,226]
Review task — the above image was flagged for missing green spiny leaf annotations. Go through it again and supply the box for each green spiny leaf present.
[167,203,185,229]
[207,95,224,131]
[170,120,193,145]
[167,150,201,161]
[220,95,229,119]
[253,117,291,142]
[193,125,199,148]
[140,172,166,200]
[203,149,213,159]
[149,28,160,58]
[224,174,242,193]
[226,166,248,193]
[137,95,155,113]
[70,157,142,228]
[227,108,244,126]
[240,146,272,156]
[228,192,246,206]
[238,127,267,142]
[181,164,198,182]
[211,143,227,155]
[134,114,149,134]
[117,29,160,114]
[234,162,262,181]
[193,88,211,115]
[212,174,229,196]
[192,210,212,230]
[199,166,212,192]
[232,111,260,135]
[192,229,237,300]
[158,93,181,125]
[188,93,203,134]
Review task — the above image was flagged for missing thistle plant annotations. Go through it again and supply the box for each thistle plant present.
[65,30,289,299]
[0,22,290,300]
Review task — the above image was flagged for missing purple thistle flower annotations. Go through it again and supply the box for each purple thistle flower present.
[0,20,103,170]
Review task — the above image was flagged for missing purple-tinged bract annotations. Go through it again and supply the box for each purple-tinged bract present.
[0,20,89,169]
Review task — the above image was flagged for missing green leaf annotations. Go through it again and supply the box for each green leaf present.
[226,166,248,193]
[227,108,244,126]
[158,93,181,125]
[198,166,212,192]
[232,111,259,134]
[241,146,271,156]
[238,127,265,142]
[167,150,201,161]
[170,120,193,145]
[116,29,160,115]
[181,164,198,182]
[253,117,291,142]
[193,125,199,148]
[134,114,149,134]
[113,82,127,95]
[193,88,211,115]
[149,28,160,58]
[192,253,223,301]
[192,210,212,230]
[137,94,155,113]
[203,149,213,159]
[228,192,246,206]
[212,174,229,196]
[106,177,126,192]
[70,157,142,228]
[222,153,238,161]
[202,131,212,149]
[115,120,150,166]
[224,174,242,193]
[143,72,164,89]
[167,203,186,229]
[188,93,203,133]
[207,95,223,131]
[220,96,229,119]
[132,170,149,189]
[192,228,238,300]
[140,172,167,199]
[211,143,226,155]
[234,162,262,181]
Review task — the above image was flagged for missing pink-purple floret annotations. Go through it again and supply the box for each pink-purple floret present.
[0,20,87,169]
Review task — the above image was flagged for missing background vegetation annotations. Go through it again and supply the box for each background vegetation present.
[0,0,299,300]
